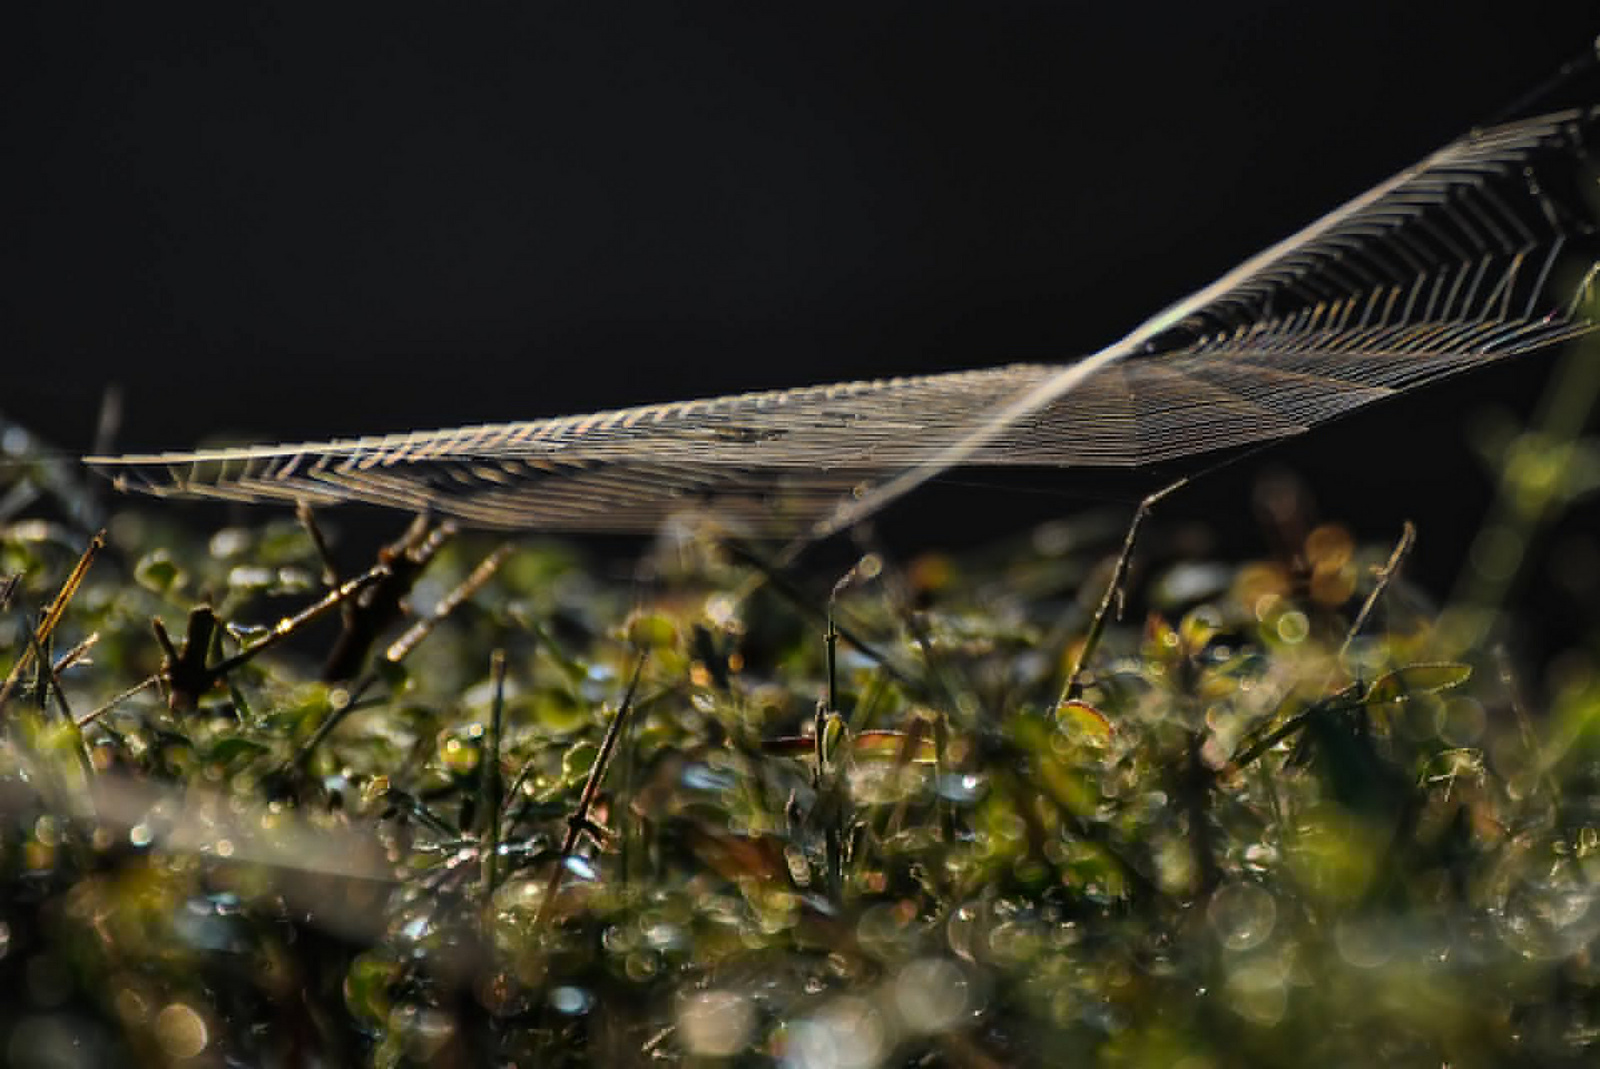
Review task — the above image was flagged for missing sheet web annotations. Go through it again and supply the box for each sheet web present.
[89,109,1600,535]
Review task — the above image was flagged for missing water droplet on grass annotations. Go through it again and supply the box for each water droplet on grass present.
[936,774,985,803]
[564,855,599,882]
[681,764,736,791]
[678,990,755,1057]
[893,958,973,1034]
[548,986,593,1015]
[1208,883,1277,952]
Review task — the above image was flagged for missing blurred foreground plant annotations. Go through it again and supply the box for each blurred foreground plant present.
[0,500,1598,1068]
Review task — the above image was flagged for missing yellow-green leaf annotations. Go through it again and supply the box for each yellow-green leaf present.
[821,713,846,764]
[851,729,937,764]
[1364,662,1472,704]
[624,611,679,650]
[134,550,186,595]
[1056,700,1114,744]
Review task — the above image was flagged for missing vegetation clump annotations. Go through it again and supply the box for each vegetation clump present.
[1,492,1598,1068]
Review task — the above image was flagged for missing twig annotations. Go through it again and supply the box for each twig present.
[498,754,541,825]
[1224,523,1415,775]
[282,688,364,777]
[824,609,839,720]
[1060,478,1186,706]
[208,566,387,680]
[383,789,462,839]
[12,630,104,723]
[1335,521,1417,666]
[149,563,383,715]
[641,1025,677,1058]
[820,611,843,898]
[77,675,160,728]
[295,500,342,590]
[23,617,72,722]
[321,516,455,681]
[282,544,514,774]
[533,649,649,931]
[0,574,20,613]
[0,529,105,712]
[616,651,637,890]
[153,606,223,711]
[385,543,513,663]
[816,598,842,788]
[1226,687,1362,773]
[52,632,100,675]
[816,703,844,899]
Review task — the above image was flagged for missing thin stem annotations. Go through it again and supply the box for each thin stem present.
[724,539,919,693]
[385,544,513,663]
[1227,689,1361,773]
[282,546,509,774]
[821,610,843,898]
[1335,521,1416,668]
[481,649,508,896]
[534,649,649,931]
[77,675,160,728]
[24,621,73,723]
[208,567,385,680]
[825,611,839,717]
[295,501,342,590]
[0,530,105,712]
[1060,478,1186,706]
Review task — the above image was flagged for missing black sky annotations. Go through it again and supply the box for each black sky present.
[8,2,1597,454]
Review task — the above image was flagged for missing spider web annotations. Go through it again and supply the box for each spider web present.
[88,108,1600,536]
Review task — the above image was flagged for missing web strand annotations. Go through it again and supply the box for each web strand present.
[83,108,1600,537]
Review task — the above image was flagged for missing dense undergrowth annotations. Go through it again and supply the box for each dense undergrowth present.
[2,472,1600,1068]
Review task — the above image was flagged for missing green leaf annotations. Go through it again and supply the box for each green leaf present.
[821,712,846,764]
[133,550,186,595]
[1011,716,1098,818]
[343,951,401,1028]
[438,725,483,776]
[562,741,598,782]
[1177,608,1220,652]
[1364,663,1472,704]
[255,519,318,566]
[624,611,679,650]
[1141,614,1181,665]
[851,728,937,764]
[1056,700,1114,744]
[205,736,270,766]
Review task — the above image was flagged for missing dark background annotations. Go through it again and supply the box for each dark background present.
[7,2,1596,442]
[6,3,1600,621]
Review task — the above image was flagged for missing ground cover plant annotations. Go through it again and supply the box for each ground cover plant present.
[9,16,1600,1069]
[4,425,1600,1068]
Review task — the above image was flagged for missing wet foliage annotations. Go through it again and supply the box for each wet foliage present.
[2,490,1600,1068]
